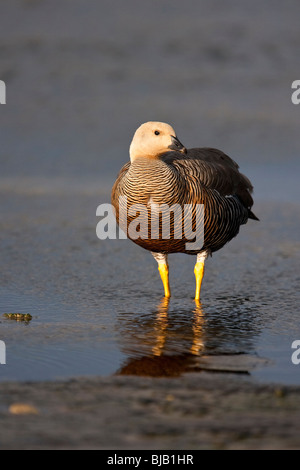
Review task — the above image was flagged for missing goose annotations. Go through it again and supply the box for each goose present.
[111,122,258,300]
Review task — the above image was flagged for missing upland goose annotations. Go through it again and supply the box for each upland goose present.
[112,122,258,300]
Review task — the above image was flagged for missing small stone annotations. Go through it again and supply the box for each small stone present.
[274,388,285,398]
[9,403,39,415]
[165,394,175,402]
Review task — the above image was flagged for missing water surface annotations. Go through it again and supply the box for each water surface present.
[0,0,300,384]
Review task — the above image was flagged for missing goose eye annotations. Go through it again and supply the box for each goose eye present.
[154,130,160,136]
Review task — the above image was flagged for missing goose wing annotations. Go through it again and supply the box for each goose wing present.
[164,147,257,214]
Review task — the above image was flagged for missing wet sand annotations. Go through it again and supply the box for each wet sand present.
[1,0,300,450]
[1,374,300,450]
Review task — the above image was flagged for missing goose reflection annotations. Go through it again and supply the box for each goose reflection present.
[152,298,205,357]
[116,298,210,377]
[190,300,206,356]
[116,294,262,377]
[151,297,170,356]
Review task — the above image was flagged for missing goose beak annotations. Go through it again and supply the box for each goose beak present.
[169,135,187,154]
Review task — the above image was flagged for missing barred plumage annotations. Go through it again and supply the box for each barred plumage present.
[111,122,258,299]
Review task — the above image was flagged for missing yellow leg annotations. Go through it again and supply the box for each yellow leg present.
[194,261,205,301]
[158,264,171,298]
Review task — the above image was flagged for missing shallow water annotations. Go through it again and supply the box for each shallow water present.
[0,0,300,384]
[0,168,299,384]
